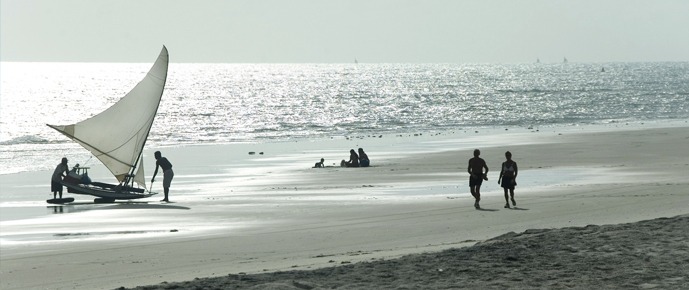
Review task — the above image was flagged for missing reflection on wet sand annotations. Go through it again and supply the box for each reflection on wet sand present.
[47,202,190,215]
[54,229,180,238]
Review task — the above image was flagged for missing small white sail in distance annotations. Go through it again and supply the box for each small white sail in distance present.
[48,46,169,189]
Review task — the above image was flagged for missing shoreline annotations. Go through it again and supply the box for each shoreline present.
[1,118,688,176]
[1,124,688,289]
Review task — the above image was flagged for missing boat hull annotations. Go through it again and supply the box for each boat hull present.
[62,180,156,200]
[47,198,75,204]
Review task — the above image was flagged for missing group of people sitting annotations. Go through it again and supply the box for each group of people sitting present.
[341,148,370,168]
[313,148,370,168]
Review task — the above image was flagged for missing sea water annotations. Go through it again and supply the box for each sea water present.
[1,62,688,175]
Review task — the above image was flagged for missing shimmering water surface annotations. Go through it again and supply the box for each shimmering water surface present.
[2,62,688,174]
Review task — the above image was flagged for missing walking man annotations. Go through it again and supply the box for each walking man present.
[467,149,489,209]
[498,151,518,208]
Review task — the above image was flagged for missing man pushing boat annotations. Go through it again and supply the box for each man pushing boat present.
[51,157,70,199]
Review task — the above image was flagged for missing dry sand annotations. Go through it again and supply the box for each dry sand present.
[123,214,689,290]
[1,124,688,289]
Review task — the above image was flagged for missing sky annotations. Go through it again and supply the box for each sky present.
[1,0,688,63]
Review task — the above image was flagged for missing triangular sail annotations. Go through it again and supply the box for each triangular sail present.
[134,155,146,188]
[48,46,168,184]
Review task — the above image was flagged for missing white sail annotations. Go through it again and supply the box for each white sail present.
[48,46,168,185]
[134,155,146,188]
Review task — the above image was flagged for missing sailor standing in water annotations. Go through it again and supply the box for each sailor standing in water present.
[151,151,174,202]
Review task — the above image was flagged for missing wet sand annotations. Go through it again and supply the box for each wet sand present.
[1,125,688,289]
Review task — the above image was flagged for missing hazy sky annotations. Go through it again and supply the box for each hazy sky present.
[2,0,688,63]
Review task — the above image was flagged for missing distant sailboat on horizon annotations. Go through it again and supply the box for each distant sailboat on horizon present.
[563,57,568,63]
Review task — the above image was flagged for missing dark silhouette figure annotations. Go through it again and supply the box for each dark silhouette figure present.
[341,149,360,167]
[498,151,518,208]
[51,157,69,199]
[152,151,174,202]
[358,148,370,167]
[467,149,489,209]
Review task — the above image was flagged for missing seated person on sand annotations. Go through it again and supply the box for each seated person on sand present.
[358,148,370,167]
[340,149,360,167]
[314,158,325,168]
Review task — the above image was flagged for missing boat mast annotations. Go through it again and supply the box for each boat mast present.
[129,112,162,179]
[129,47,168,179]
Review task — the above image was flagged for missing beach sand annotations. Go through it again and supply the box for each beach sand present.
[1,124,688,289]
[122,214,689,290]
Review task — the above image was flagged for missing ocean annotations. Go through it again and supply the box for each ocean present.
[1,62,688,175]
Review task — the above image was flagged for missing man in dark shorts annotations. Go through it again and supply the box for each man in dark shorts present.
[151,151,174,202]
[467,149,489,209]
[498,151,518,208]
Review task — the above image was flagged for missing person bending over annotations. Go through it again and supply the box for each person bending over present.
[51,157,69,199]
[151,151,174,202]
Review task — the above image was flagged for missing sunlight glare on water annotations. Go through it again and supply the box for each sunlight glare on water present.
[1,62,688,174]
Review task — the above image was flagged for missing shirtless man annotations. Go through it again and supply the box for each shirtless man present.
[151,151,174,202]
[51,157,69,199]
[467,149,489,209]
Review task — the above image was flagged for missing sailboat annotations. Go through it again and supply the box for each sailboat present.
[47,46,169,202]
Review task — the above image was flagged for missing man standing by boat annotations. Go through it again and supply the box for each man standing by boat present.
[51,157,69,199]
[151,151,174,202]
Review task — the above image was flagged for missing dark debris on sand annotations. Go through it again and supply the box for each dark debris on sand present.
[121,214,689,290]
